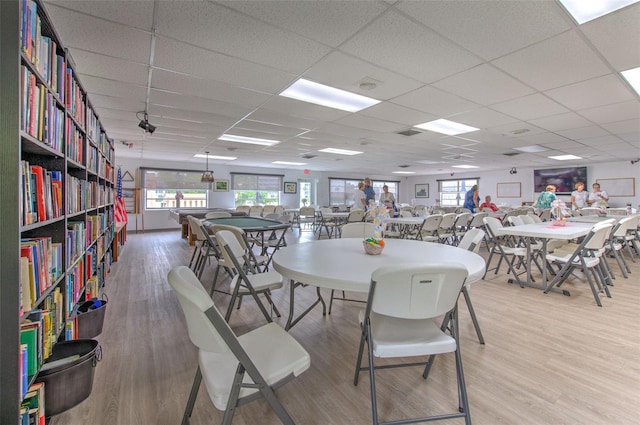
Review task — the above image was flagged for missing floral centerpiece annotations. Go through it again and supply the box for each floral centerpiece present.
[551,199,570,226]
[363,204,388,254]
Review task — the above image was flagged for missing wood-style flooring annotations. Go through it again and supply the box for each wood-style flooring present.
[51,228,640,425]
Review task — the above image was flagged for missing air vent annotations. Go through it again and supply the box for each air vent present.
[396,129,421,137]
[398,165,410,168]
[301,154,317,159]
[503,152,520,157]
[510,128,530,135]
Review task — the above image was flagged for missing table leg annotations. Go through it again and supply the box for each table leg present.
[285,280,326,331]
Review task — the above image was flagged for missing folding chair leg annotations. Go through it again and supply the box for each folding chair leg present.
[353,325,368,386]
[182,367,202,425]
[462,286,485,344]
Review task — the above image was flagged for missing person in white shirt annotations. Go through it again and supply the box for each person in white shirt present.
[587,182,609,208]
[353,182,366,209]
[570,182,589,210]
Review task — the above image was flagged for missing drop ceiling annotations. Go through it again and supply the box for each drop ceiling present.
[42,0,640,175]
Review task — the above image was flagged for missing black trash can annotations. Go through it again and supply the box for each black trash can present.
[76,298,108,339]
[35,339,101,417]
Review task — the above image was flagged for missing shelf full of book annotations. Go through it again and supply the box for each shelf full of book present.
[1,0,117,422]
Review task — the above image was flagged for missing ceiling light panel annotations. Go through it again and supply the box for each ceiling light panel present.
[319,148,363,155]
[392,171,416,174]
[194,154,237,160]
[513,145,549,153]
[272,161,307,165]
[559,0,639,24]
[621,67,640,96]
[218,134,280,146]
[549,154,583,160]
[414,119,479,136]
[279,78,381,112]
[452,165,479,169]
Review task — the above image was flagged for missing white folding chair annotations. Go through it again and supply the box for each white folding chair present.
[205,211,232,219]
[215,230,284,322]
[167,266,310,425]
[353,264,471,425]
[437,213,457,244]
[482,216,527,287]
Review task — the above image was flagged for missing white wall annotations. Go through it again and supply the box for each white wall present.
[117,157,639,231]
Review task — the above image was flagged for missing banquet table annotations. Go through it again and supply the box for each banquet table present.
[383,216,425,239]
[272,238,486,330]
[496,222,593,293]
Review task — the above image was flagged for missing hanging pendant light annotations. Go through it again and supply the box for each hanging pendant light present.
[201,151,215,183]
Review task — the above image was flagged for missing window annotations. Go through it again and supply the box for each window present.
[329,178,399,206]
[141,168,208,210]
[231,173,282,207]
[437,178,479,207]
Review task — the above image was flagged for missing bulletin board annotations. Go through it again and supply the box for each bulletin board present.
[596,178,635,197]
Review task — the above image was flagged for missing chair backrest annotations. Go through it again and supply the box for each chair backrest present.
[580,207,599,216]
[468,212,487,228]
[457,228,485,254]
[539,209,551,221]
[613,216,635,238]
[336,204,348,212]
[211,224,248,250]
[422,214,443,232]
[249,206,263,217]
[455,207,472,214]
[299,207,316,217]
[347,209,364,222]
[399,210,412,218]
[262,205,276,215]
[529,214,542,223]
[274,205,285,214]
[215,229,249,273]
[368,264,468,319]
[606,208,628,216]
[187,215,207,242]
[584,222,614,251]
[438,213,457,229]
[507,215,524,226]
[519,215,535,225]
[455,212,472,228]
[341,222,376,239]
[236,205,251,214]
[205,211,232,219]
[482,216,503,236]
[167,266,230,353]
[320,207,332,215]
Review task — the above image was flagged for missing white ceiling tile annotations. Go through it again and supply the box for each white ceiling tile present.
[153,37,295,94]
[392,86,479,117]
[578,100,640,124]
[46,0,155,30]
[151,69,271,108]
[220,0,389,47]
[600,118,640,135]
[68,50,149,85]
[492,30,611,91]
[80,75,147,102]
[260,97,351,123]
[528,112,595,132]
[360,102,436,127]
[433,64,535,105]
[395,0,570,60]
[334,114,404,133]
[517,132,571,144]
[303,51,423,101]
[545,74,636,110]
[491,94,569,120]
[555,125,610,140]
[577,135,626,147]
[580,3,640,71]
[149,90,253,119]
[447,108,519,128]
[46,4,151,63]
[340,9,482,83]
[155,1,330,74]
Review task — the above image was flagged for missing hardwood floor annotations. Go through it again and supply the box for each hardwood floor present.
[51,228,640,425]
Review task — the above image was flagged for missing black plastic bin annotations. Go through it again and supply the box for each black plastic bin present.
[76,298,108,339]
[35,339,101,417]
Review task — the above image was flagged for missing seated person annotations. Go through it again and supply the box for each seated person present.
[379,185,396,209]
[479,195,498,212]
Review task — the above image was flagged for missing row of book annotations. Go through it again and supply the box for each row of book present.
[19,382,45,425]
[21,0,65,102]
[67,175,86,214]
[20,161,63,227]
[66,115,84,165]
[87,181,114,209]
[66,259,85,317]
[86,213,109,246]
[20,305,62,383]
[20,65,65,151]
[66,221,85,268]
[20,237,62,314]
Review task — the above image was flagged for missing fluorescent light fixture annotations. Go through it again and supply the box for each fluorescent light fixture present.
[392,171,416,174]
[279,78,380,112]
[452,165,479,169]
[272,161,307,166]
[559,0,639,24]
[318,148,363,156]
[219,134,280,146]
[621,67,640,95]
[549,154,582,161]
[414,119,479,136]
[513,145,548,153]
[415,160,440,165]
[194,154,237,160]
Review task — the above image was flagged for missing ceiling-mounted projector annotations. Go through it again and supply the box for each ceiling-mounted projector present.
[137,111,156,134]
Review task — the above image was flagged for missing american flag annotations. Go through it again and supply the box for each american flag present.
[114,167,128,223]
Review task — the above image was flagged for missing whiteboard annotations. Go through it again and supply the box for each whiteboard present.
[596,178,635,197]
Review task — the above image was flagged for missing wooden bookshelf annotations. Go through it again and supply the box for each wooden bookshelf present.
[1,0,117,421]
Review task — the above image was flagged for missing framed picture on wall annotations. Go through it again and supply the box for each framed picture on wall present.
[415,184,429,198]
[213,179,229,192]
[284,182,297,194]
